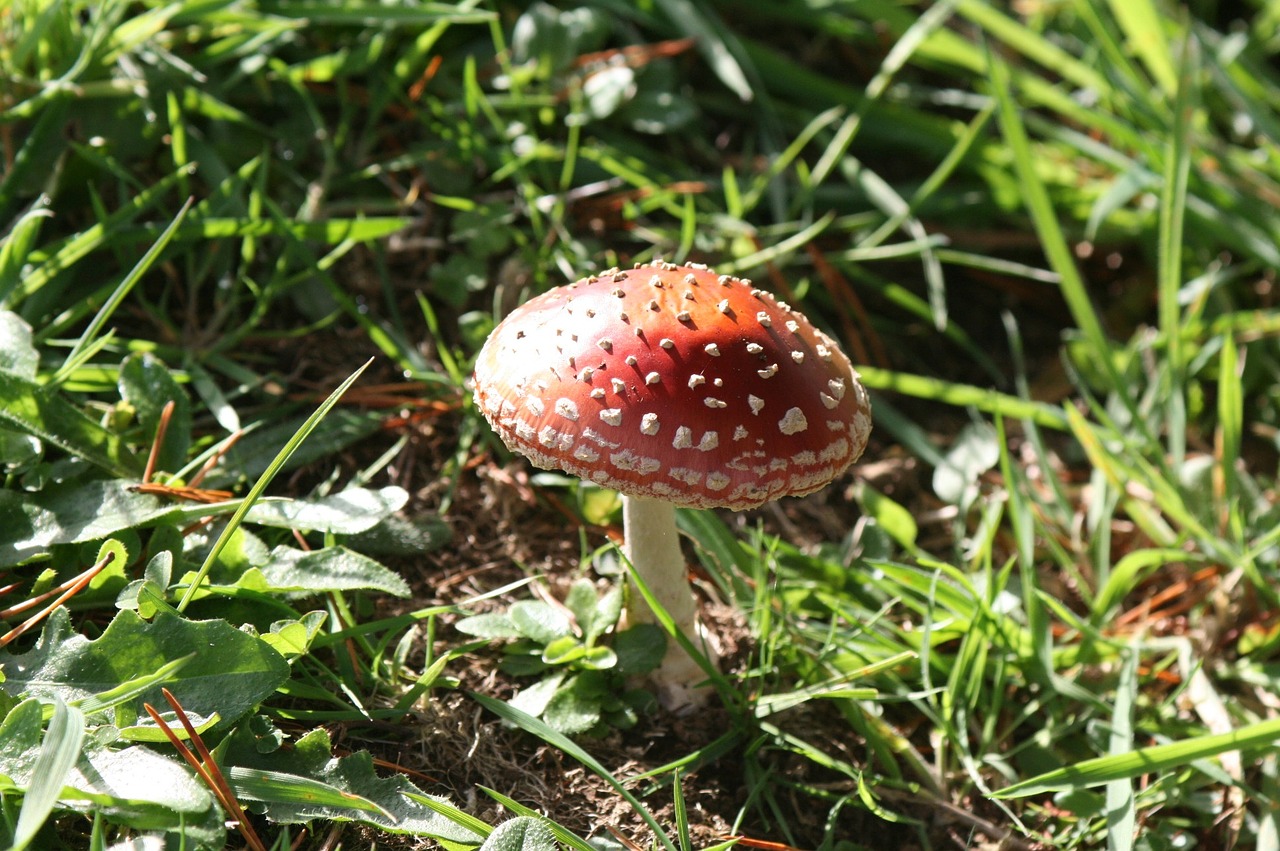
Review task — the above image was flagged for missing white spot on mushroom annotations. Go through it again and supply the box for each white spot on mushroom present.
[718,275,733,286]
[778,407,808,435]
[660,338,675,349]
[746,343,763,354]
[611,450,661,475]
[791,450,817,465]
[600,408,623,426]
[538,426,559,447]
[515,421,535,441]
[673,427,693,449]
[757,311,772,327]
[786,320,799,333]
[717,299,731,314]
[526,397,545,416]
[683,273,697,285]
[612,288,625,297]
[645,372,661,385]
[669,467,702,485]
[677,310,692,322]
[820,393,838,410]
[705,343,721,357]
[647,299,659,311]
[611,378,626,394]
[816,344,831,360]
[733,425,749,441]
[579,367,594,382]
[697,431,719,451]
[598,338,612,352]
[757,364,779,379]
[640,413,660,435]
[555,398,579,420]
[582,427,620,448]
[704,397,727,408]
[828,378,846,400]
[791,351,805,363]
[827,420,845,431]
[573,445,600,462]
[748,395,765,415]
[649,275,663,287]
[590,388,606,399]
[688,374,706,388]
[625,355,638,366]
[707,472,731,490]
[819,438,850,462]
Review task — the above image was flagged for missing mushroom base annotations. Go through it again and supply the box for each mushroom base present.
[621,495,720,712]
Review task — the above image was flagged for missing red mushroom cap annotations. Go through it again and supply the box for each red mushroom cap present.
[473,261,872,509]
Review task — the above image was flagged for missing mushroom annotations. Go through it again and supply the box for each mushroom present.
[473,261,872,710]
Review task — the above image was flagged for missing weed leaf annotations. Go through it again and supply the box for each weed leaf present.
[0,608,288,730]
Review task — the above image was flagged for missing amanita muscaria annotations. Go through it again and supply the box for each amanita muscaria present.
[473,260,872,709]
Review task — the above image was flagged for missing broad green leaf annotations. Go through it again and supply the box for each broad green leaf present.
[0,480,180,567]
[480,817,558,851]
[117,353,191,474]
[589,587,622,644]
[541,675,602,735]
[345,513,451,556]
[508,673,565,720]
[613,625,665,677]
[564,579,599,637]
[256,545,411,597]
[0,608,289,730]
[257,611,327,659]
[454,612,523,640]
[0,699,218,840]
[244,485,408,534]
[0,371,137,478]
[0,312,38,378]
[540,636,587,666]
[509,600,573,644]
[225,726,485,842]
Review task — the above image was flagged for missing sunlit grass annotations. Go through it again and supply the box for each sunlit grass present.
[3,0,1280,848]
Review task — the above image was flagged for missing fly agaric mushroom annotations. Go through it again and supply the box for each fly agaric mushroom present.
[473,261,872,709]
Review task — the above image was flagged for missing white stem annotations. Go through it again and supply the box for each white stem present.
[621,495,717,710]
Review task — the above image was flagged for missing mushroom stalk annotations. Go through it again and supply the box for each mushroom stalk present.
[622,494,717,710]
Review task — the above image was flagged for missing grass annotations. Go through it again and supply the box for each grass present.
[3,0,1280,848]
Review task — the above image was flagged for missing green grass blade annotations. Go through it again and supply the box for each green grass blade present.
[1104,0,1178,95]
[1106,647,1138,851]
[1158,37,1197,467]
[856,365,1068,428]
[987,45,1116,388]
[175,358,373,611]
[995,715,1280,798]
[53,197,194,384]
[12,698,86,851]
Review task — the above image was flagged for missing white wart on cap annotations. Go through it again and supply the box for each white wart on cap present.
[473,261,872,509]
